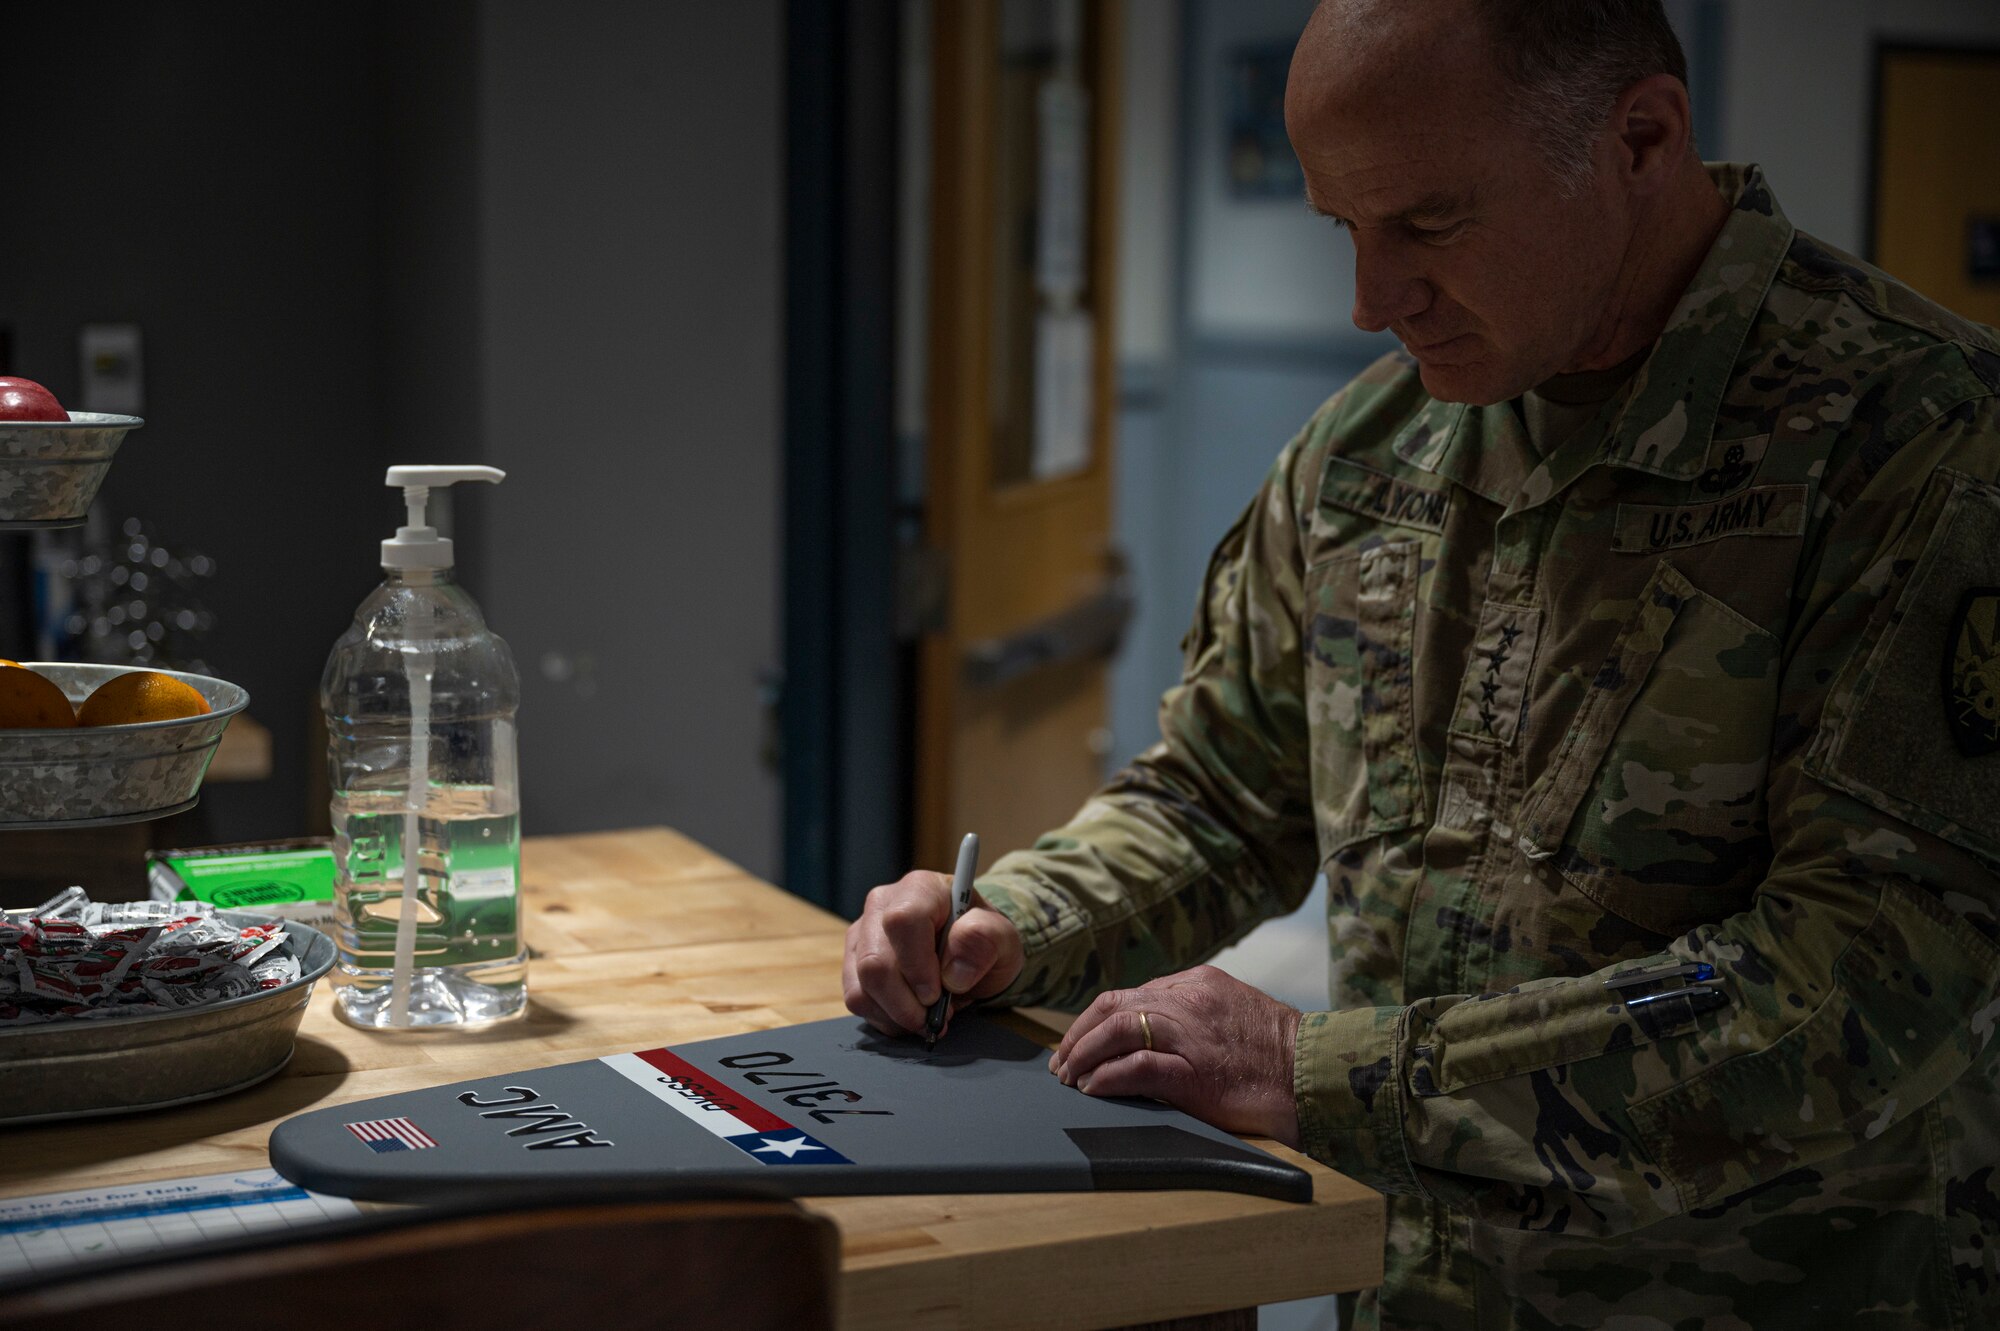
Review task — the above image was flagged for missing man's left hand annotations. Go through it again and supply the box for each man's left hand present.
[1049,965,1303,1148]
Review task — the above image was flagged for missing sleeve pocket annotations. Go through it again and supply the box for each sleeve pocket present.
[1629,882,1991,1211]
[1179,502,1255,676]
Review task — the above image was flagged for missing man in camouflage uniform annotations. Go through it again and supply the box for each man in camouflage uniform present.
[844,1,2000,1326]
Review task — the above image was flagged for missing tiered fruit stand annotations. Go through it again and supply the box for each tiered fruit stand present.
[0,413,248,828]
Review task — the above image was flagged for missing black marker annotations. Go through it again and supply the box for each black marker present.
[1623,985,1728,1018]
[1622,978,1728,1040]
[924,833,980,1048]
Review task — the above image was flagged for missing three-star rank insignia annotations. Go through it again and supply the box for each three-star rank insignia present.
[1946,587,2000,757]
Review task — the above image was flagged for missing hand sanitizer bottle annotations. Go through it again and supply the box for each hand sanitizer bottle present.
[321,466,525,1028]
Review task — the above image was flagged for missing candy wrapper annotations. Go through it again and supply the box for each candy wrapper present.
[0,892,301,1026]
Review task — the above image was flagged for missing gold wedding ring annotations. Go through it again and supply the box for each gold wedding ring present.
[1139,1010,1154,1052]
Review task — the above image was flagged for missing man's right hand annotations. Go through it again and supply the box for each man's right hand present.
[842,871,1025,1036]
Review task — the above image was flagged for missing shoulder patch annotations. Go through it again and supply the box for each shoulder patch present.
[1946,587,2000,757]
[1809,469,2000,863]
[1612,484,1808,554]
[1320,455,1450,534]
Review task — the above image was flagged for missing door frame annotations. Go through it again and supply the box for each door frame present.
[915,0,1125,869]
[1864,40,2000,266]
[780,0,909,917]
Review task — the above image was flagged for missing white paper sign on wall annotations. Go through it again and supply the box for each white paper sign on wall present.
[1033,307,1094,481]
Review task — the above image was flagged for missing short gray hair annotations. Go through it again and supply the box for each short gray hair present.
[1476,0,1691,195]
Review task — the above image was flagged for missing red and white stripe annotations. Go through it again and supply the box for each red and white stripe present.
[601,1048,797,1139]
[344,1116,438,1149]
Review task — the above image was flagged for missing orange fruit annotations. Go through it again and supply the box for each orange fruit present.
[0,665,78,728]
[77,671,212,727]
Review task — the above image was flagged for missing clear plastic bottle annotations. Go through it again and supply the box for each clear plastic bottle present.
[321,466,525,1028]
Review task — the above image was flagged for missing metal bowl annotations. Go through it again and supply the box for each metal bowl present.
[0,663,248,828]
[0,913,336,1125]
[0,412,143,528]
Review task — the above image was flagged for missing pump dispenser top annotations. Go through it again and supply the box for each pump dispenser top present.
[381,465,505,570]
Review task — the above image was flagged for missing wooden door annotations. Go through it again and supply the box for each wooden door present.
[1872,47,2000,327]
[916,0,1125,870]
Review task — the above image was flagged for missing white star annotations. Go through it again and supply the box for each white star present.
[751,1134,824,1159]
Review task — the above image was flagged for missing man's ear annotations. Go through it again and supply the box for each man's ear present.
[1610,72,1695,193]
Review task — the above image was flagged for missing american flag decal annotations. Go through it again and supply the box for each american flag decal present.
[344,1116,438,1153]
[598,1048,854,1166]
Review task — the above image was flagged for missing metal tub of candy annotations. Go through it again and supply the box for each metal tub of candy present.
[0,413,143,529]
[0,892,336,1125]
[0,663,248,829]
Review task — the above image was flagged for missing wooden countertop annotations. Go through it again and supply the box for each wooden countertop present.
[0,828,1383,1329]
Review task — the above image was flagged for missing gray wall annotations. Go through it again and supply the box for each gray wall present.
[4,3,786,881]
[477,1,783,878]
[1110,0,1390,771]
[5,2,398,840]
[1718,0,2000,254]
[379,2,489,575]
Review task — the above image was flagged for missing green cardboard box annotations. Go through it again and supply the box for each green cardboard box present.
[146,839,338,927]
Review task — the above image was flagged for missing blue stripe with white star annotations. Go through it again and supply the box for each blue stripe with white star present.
[721,1130,852,1165]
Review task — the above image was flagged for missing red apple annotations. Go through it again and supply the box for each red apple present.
[0,378,70,422]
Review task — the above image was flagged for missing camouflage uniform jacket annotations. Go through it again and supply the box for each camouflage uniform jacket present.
[980,165,2000,1330]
